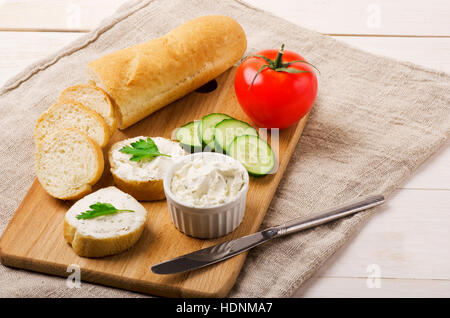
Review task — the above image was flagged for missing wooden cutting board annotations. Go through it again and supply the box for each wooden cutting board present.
[0,67,308,297]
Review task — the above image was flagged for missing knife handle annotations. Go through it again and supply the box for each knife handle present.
[273,194,385,237]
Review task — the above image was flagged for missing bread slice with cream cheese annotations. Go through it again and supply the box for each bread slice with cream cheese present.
[64,186,147,257]
[35,128,104,200]
[108,136,186,201]
[59,84,117,134]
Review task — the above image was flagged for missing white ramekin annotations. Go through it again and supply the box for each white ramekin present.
[163,152,249,239]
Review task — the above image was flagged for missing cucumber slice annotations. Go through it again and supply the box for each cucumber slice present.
[214,118,258,153]
[227,135,275,177]
[200,113,233,151]
[175,120,202,153]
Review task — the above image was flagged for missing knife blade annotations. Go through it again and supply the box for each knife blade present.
[151,194,384,275]
[151,228,278,275]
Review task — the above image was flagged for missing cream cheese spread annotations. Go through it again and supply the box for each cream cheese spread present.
[65,186,147,239]
[170,157,247,207]
[111,136,186,181]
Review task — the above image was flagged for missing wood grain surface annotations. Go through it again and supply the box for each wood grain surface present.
[0,67,308,297]
[1,0,449,36]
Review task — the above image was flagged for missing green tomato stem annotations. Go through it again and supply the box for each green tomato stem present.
[244,44,318,91]
[273,44,285,68]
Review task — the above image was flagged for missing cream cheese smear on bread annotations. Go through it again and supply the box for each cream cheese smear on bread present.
[110,136,185,181]
[109,136,186,201]
[64,186,147,257]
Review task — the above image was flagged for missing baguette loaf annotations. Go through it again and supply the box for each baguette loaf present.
[109,136,186,201]
[88,15,247,129]
[59,84,117,133]
[64,186,147,257]
[35,128,104,200]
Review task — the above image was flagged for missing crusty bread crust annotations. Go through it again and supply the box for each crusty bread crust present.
[59,185,93,201]
[35,128,104,200]
[59,84,118,133]
[110,170,165,201]
[88,15,247,129]
[63,218,145,258]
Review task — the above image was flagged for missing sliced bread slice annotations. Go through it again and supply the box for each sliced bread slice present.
[109,136,186,201]
[59,84,117,133]
[34,100,110,148]
[64,186,147,257]
[35,128,104,200]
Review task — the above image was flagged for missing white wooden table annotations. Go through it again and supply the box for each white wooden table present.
[0,0,449,298]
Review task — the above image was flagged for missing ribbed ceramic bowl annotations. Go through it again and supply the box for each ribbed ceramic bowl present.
[163,152,249,239]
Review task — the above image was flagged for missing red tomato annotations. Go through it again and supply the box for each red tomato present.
[234,45,318,129]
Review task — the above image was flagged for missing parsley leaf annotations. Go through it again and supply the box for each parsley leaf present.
[76,202,134,220]
[119,137,171,162]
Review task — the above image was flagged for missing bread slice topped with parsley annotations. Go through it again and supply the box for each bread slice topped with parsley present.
[59,84,117,134]
[34,100,110,148]
[109,136,186,201]
[64,186,147,257]
[35,128,104,200]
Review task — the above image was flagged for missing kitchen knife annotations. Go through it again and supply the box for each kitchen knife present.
[151,194,385,275]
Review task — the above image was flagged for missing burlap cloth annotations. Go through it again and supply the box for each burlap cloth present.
[0,0,449,298]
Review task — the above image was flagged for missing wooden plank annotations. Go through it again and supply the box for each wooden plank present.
[0,67,309,297]
[246,0,450,36]
[0,0,128,31]
[0,31,81,86]
[300,189,450,281]
[0,0,449,36]
[293,277,450,297]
